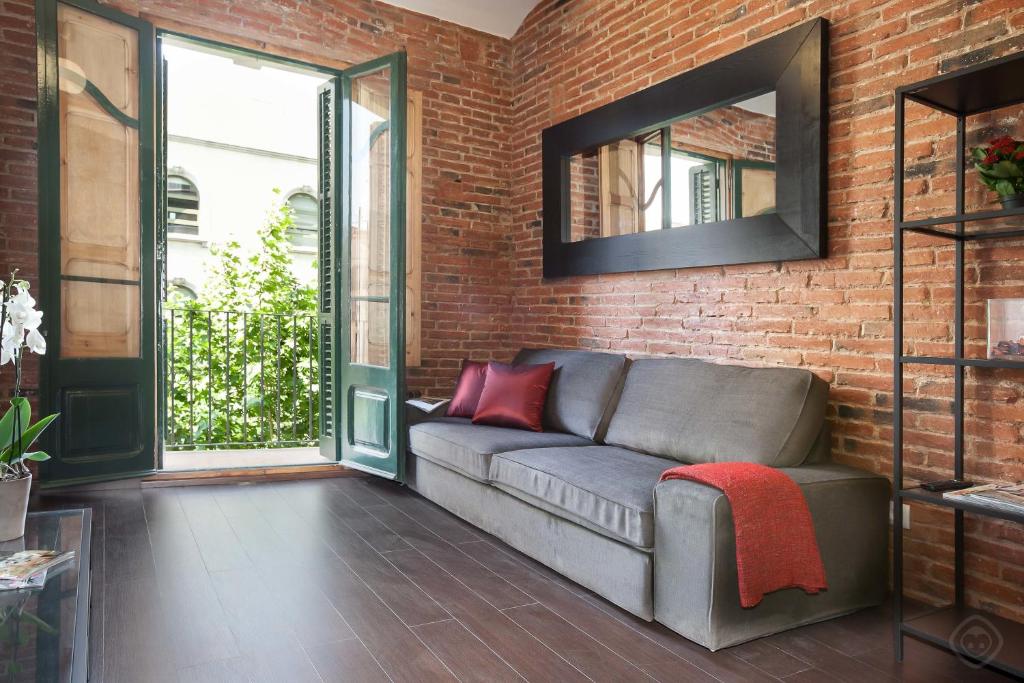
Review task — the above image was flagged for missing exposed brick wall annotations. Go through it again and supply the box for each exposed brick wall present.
[3,0,1024,622]
[0,0,516,403]
[0,0,40,399]
[507,0,1024,618]
[670,104,777,163]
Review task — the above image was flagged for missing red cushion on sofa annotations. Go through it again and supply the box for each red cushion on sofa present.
[446,360,488,417]
[472,361,556,432]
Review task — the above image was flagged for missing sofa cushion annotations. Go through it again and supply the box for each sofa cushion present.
[472,361,556,431]
[489,446,678,548]
[447,360,488,417]
[604,358,828,468]
[408,418,593,482]
[514,348,629,441]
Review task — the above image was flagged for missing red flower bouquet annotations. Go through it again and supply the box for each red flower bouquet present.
[972,136,1024,206]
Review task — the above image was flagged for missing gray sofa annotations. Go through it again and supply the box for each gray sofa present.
[406,348,889,651]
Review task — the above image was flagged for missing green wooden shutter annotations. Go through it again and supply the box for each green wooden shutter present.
[689,162,719,224]
[317,79,338,461]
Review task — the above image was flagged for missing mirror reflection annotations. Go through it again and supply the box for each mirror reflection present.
[568,92,776,242]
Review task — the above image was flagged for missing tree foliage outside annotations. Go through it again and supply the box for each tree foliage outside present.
[164,196,320,450]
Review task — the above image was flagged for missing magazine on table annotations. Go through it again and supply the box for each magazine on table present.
[406,397,450,415]
[943,482,1024,514]
[0,550,75,590]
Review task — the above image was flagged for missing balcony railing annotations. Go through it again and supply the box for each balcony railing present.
[163,308,320,451]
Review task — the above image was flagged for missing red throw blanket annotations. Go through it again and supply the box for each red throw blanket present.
[660,462,827,608]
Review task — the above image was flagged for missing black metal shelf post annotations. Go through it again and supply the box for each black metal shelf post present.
[893,50,1024,680]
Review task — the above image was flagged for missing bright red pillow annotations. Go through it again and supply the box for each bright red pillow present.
[472,361,556,432]
[446,360,488,417]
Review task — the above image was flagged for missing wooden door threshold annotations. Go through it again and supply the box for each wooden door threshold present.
[142,463,360,488]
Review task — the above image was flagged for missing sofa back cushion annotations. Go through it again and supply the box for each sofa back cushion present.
[514,348,630,441]
[603,358,828,467]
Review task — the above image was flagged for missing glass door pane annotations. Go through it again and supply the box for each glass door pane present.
[350,69,392,368]
[57,3,142,358]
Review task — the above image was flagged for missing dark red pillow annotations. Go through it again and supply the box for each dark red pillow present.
[472,361,556,432]
[446,360,488,417]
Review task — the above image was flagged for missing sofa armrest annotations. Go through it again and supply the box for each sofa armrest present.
[653,464,889,650]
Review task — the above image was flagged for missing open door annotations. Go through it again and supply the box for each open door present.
[333,53,407,480]
[36,0,157,485]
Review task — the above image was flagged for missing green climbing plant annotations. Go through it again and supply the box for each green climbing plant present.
[164,194,320,449]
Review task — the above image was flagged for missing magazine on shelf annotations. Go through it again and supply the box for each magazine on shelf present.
[943,482,1024,514]
[406,397,450,415]
[0,550,75,590]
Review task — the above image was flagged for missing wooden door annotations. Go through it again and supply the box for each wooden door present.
[37,0,157,484]
[336,53,407,480]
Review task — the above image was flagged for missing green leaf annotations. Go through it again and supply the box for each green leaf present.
[19,452,50,462]
[995,179,1016,197]
[2,413,58,460]
[20,611,57,635]
[990,160,1022,178]
[971,147,988,162]
[0,399,30,455]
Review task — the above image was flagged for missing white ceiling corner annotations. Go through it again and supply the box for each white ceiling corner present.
[376,0,542,39]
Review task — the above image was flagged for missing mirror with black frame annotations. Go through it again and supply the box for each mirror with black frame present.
[568,92,776,242]
[543,18,826,278]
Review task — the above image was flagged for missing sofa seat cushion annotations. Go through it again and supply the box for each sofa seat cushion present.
[489,446,678,548]
[408,418,593,482]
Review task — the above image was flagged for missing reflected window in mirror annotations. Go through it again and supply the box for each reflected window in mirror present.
[566,92,777,242]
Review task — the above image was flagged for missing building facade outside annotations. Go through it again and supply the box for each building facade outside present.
[163,39,329,298]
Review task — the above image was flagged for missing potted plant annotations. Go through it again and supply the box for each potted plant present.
[0,275,57,542]
[971,136,1024,209]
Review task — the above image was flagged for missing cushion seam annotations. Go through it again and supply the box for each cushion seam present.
[492,455,656,515]
[491,481,651,548]
[412,427,588,456]
[772,374,816,467]
[410,449,487,483]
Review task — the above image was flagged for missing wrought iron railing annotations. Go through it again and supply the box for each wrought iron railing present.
[163,308,320,450]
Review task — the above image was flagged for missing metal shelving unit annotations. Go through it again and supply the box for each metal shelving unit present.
[893,49,1024,679]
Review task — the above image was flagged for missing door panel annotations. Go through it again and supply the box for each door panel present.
[38,0,156,484]
[338,53,406,480]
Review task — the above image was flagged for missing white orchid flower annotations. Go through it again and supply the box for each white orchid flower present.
[25,327,45,355]
[0,281,46,364]
[6,283,37,326]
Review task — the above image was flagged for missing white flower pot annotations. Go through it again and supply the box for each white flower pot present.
[0,474,31,541]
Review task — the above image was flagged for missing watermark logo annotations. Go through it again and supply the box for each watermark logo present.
[949,614,1003,668]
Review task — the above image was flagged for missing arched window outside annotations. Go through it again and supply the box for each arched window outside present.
[169,278,197,301]
[286,191,318,248]
[168,175,200,235]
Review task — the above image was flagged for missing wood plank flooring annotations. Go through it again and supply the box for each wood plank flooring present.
[35,477,1016,683]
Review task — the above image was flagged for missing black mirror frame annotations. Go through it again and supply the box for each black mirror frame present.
[542,18,828,278]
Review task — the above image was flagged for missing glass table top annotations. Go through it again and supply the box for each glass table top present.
[0,510,91,683]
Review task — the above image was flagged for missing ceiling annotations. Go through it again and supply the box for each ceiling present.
[377,0,543,39]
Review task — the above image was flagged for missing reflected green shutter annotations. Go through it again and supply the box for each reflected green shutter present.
[689,163,718,224]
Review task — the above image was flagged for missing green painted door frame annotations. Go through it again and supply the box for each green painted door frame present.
[38,5,406,483]
[336,52,407,480]
[36,0,158,487]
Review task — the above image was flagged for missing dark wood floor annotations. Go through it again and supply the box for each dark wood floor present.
[36,476,1014,683]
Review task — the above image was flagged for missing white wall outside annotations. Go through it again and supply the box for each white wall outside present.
[163,38,330,298]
